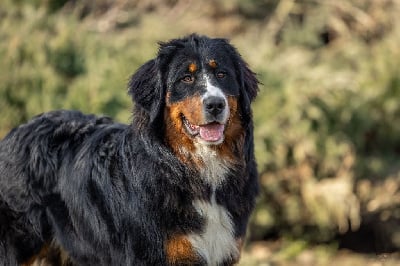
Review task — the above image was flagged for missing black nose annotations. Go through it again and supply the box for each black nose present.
[203,96,226,116]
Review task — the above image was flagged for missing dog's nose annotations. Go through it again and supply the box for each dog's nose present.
[204,96,226,117]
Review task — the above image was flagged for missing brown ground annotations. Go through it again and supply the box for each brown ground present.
[239,241,400,266]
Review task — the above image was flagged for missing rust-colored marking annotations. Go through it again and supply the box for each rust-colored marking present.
[21,242,71,266]
[209,59,217,68]
[165,235,198,264]
[164,94,204,166]
[21,243,49,266]
[215,96,245,163]
[188,63,197,73]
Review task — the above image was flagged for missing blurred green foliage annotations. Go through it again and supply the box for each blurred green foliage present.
[1,0,399,256]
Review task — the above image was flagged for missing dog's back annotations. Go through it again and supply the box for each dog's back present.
[0,110,122,265]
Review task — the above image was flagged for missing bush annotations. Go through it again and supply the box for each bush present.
[248,2,400,251]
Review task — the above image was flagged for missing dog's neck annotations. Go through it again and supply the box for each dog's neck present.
[193,143,231,188]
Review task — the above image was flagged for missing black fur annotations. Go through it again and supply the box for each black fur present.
[0,34,259,266]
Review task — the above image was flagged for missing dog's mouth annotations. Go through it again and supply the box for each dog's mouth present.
[182,116,225,144]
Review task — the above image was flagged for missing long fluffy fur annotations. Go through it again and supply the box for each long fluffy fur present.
[0,34,259,266]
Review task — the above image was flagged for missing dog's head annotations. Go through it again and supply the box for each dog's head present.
[129,34,258,152]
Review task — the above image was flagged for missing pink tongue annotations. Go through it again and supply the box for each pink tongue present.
[199,124,225,142]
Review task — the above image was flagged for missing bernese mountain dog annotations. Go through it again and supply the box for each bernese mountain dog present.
[0,34,259,266]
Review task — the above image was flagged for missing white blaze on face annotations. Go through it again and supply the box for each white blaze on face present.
[193,76,230,145]
[202,77,229,123]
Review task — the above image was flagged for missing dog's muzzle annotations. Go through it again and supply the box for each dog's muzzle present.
[203,96,227,122]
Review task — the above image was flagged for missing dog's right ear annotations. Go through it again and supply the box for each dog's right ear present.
[128,59,164,124]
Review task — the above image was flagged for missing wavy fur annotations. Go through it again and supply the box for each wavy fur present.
[0,34,258,266]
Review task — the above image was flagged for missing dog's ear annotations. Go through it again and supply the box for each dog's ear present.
[221,39,259,112]
[233,52,259,121]
[128,59,164,124]
[238,60,259,103]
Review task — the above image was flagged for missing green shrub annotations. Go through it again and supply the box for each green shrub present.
[249,20,400,250]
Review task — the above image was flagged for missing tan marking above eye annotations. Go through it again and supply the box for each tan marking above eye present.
[188,63,197,73]
[209,60,217,68]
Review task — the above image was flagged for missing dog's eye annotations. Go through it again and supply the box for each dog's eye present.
[216,72,226,79]
[181,75,194,83]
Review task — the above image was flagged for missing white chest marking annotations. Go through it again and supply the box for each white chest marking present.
[188,195,238,265]
[187,145,238,265]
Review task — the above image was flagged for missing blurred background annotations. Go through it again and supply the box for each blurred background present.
[1,0,400,265]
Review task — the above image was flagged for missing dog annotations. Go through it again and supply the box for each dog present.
[0,34,259,266]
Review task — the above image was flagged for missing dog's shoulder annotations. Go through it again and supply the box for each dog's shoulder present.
[0,110,126,209]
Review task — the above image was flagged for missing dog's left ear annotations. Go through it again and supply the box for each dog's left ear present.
[234,55,259,121]
[221,40,259,116]
[128,59,164,124]
[238,60,258,103]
